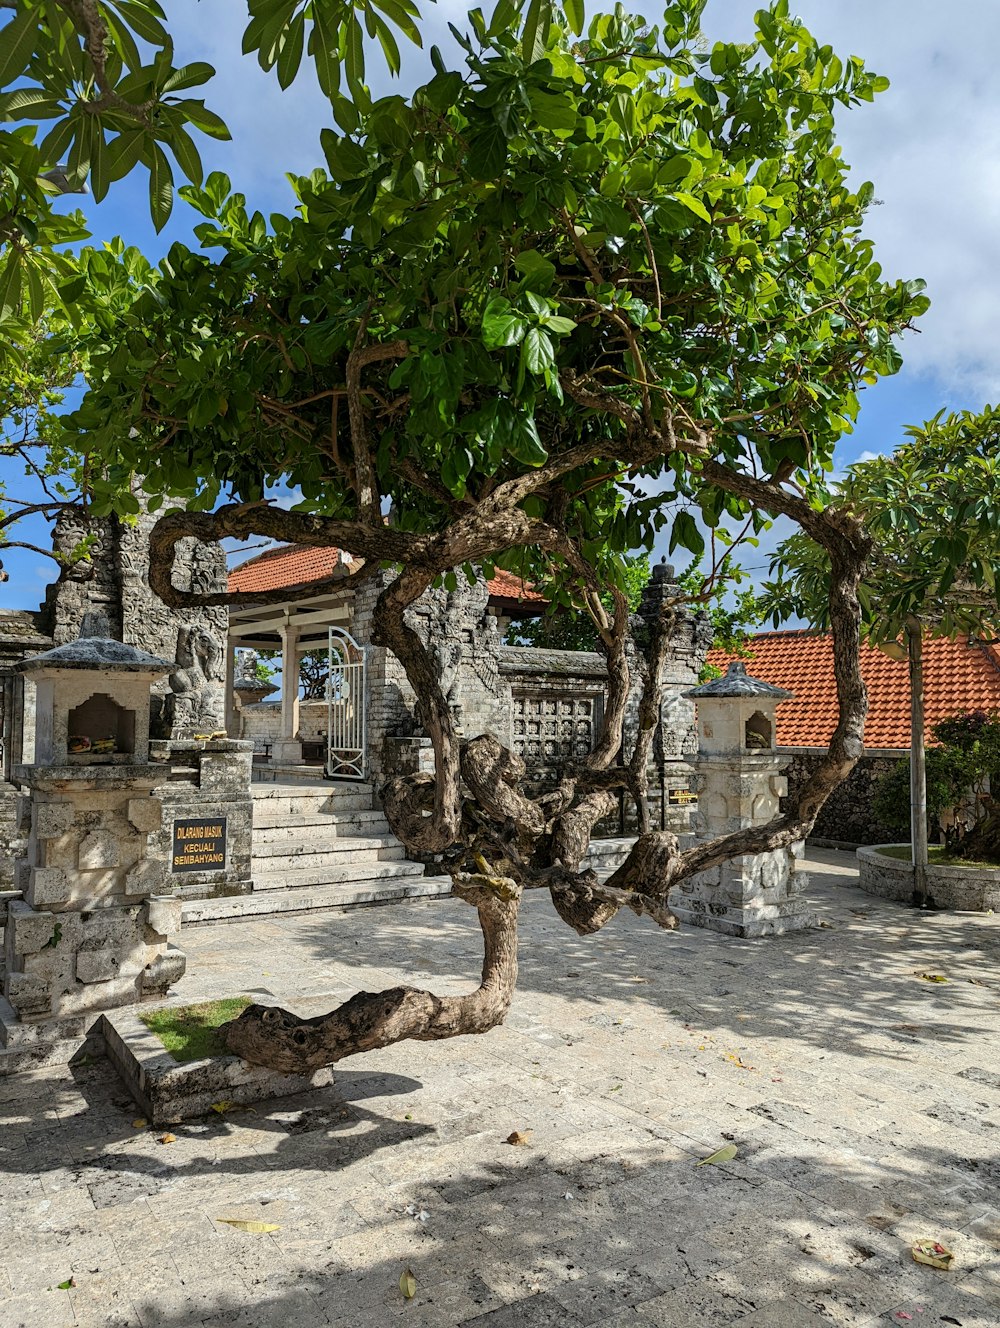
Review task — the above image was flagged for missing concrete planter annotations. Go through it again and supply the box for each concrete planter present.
[857,845,1000,912]
[101,1006,333,1123]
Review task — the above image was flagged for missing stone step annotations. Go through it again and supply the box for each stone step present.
[253,810,391,840]
[251,834,405,863]
[182,873,453,924]
[252,858,426,891]
[585,837,637,873]
[251,780,373,799]
[252,792,376,823]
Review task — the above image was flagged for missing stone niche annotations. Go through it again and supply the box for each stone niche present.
[31,639,159,767]
[4,638,186,1031]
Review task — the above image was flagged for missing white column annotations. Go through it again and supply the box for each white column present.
[273,622,302,764]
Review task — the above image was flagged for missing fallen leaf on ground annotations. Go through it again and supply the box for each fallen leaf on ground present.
[505,1130,533,1146]
[56,1278,76,1289]
[895,1314,913,1322]
[696,1143,738,1167]
[967,978,986,986]
[131,1118,147,1130]
[609,1083,623,1092]
[216,1219,281,1233]
[399,1268,416,1300]
[914,972,948,983]
[911,1239,954,1270]
[210,1101,233,1115]
[157,1133,176,1145]
[725,1053,755,1071]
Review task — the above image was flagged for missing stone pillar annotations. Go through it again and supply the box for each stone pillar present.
[224,637,237,737]
[2,638,186,1043]
[272,623,302,764]
[672,661,816,937]
[633,558,713,833]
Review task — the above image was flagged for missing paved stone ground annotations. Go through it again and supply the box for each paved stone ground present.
[1,850,999,1328]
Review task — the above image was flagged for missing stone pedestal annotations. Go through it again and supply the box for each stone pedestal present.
[6,763,184,1022]
[147,738,253,900]
[271,737,303,765]
[674,662,817,938]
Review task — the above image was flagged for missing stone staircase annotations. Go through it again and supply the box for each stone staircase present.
[180,780,640,925]
[181,781,453,924]
[585,837,637,875]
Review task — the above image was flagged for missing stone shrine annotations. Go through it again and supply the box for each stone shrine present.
[672,660,816,937]
[3,638,186,1043]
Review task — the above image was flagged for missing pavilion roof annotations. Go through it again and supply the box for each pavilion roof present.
[706,630,1000,750]
[227,543,546,613]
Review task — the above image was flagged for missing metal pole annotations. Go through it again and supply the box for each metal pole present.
[907,620,929,908]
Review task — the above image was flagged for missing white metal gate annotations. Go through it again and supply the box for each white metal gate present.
[326,626,367,780]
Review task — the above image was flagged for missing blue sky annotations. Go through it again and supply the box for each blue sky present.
[2,0,997,609]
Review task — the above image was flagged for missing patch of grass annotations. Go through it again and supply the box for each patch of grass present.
[140,997,252,1063]
[877,845,1000,871]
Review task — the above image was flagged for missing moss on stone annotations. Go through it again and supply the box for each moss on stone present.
[140,997,252,1063]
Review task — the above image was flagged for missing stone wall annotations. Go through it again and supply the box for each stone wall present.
[782,749,905,846]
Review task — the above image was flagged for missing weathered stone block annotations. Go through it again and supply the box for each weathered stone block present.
[145,894,181,937]
[6,901,60,956]
[27,865,70,908]
[78,829,120,870]
[140,944,186,995]
[34,803,74,838]
[124,856,167,896]
[15,795,32,835]
[76,948,144,985]
[80,906,144,948]
[5,971,52,1019]
[127,797,162,834]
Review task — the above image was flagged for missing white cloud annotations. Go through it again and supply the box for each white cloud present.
[702,0,1000,405]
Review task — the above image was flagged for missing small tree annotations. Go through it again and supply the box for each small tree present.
[28,3,928,1071]
[762,407,1000,902]
[873,711,1000,863]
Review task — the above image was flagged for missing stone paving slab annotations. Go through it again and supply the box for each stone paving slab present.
[0,850,999,1327]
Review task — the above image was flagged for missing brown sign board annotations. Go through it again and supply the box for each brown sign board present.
[172,817,227,872]
[667,789,698,806]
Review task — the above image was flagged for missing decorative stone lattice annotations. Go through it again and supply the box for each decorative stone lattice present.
[512,693,597,792]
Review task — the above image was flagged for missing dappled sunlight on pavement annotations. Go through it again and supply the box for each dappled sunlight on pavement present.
[0,850,998,1326]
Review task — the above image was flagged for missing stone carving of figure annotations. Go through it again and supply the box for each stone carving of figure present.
[236,648,261,685]
[169,626,226,735]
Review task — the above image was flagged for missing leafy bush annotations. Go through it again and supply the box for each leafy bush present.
[872,710,1000,860]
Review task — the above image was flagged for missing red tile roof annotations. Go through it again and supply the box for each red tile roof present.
[227,544,545,605]
[707,630,1000,750]
[483,568,547,605]
[228,544,346,594]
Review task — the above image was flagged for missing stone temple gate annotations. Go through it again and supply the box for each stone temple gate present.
[1,505,720,926]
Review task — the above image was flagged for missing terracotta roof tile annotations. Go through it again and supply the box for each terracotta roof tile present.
[706,630,1000,750]
[227,544,545,604]
[482,568,547,604]
[227,544,347,594]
